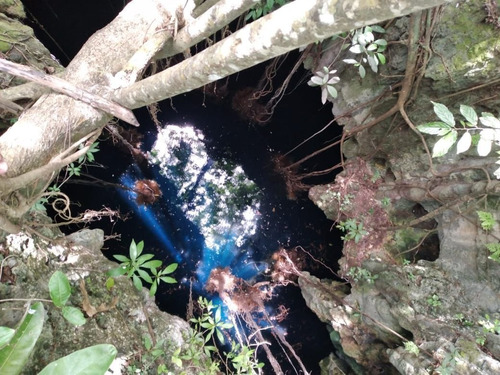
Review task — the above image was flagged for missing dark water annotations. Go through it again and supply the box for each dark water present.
[21,1,345,372]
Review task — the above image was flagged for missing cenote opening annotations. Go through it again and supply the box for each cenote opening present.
[23,1,347,373]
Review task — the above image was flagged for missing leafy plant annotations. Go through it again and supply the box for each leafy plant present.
[190,297,233,344]
[0,302,45,375]
[49,270,87,326]
[107,239,177,296]
[227,342,265,374]
[346,267,378,284]
[127,336,167,374]
[426,294,442,308]
[308,66,340,104]
[417,103,500,178]
[38,344,117,375]
[403,341,420,356]
[453,313,474,327]
[337,218,368,243]
[477,210,496,231]
[485,243,500,263]
[245,0,287,21]
[478,314,500,335]
[343,25,387,78]
[173,297,265,374]
[435,347,459,375]
[78,141,99,163]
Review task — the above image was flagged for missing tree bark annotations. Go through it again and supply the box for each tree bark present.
[115,0,452,108]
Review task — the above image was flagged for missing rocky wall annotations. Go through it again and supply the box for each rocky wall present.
[305,1,500,374]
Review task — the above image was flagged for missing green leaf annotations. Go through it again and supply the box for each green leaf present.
[38,344,117,375]
[62,306,86,326]
[132,274,143,290]
[349,45,363,54]
[480,113,500,128]
[160,276,177,284]
[0,302,44,375]
[309,76,323,86]
[358,64,366,78]
[460,105,478,126]
[343,58,358,64]
[327,85,338,99]
[171,356,182,368]
[477,129,494,156]
[215,307,221,323]
[106,266,127,277]
[216,329,225,343]
[137,269,153,284]
[416,122,452,135]
[112,254,130,263]
[377,53,386,64]
[105,277,115,291]
[370,25,386,33]
[456,132,472,154]
[129,240,139,262]
[136,254,155,266]
[431,101,455,127]
[49,271,71,308]
[136,240,144,256]
[141,259,162,269]
[432,130,457,157]
[149,281,158,297]
[0,327,15,349]
[163,263,178,274]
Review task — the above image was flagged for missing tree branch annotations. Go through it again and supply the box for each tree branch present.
[0,58,139,126]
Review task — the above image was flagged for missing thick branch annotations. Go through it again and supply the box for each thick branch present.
[116,0,452,109]
[159,0,260,58]
[0,58,139,126]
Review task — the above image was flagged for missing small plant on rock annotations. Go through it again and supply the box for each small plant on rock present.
[343,25,387,78]
[346,267,378,284]
[337,218,368,243]
[107,239,177,296]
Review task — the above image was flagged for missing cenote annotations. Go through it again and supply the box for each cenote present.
[23,1,345,373]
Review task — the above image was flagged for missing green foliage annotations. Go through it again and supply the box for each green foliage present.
[127,336,167,374]
[172,297,264,374]
[38,344,117,375]
[336,218,368,243]
[49,270,71,308]
[435,348,459,375]
[0,302,44,375]
[477,210,496,231]
[245,0,287,21]
[78,141,99,163]
[485,243,500,263]
[66,141,100,177]
[478,314,500,335]
[346,267,378,284]
[190,297,233,344]
[417,103,500,178]
[107,239,177,296]
[308,66,340,104]
[426,294,441,308]
[227,343,265,373]
[0,327,15,349]
[381,197,391,207]
[453,313,474,327]
[343,25,387,78]
[48,271,86,326]
[403,341,420,356]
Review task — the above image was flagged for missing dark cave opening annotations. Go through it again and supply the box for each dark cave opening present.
[20,1,347,373]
